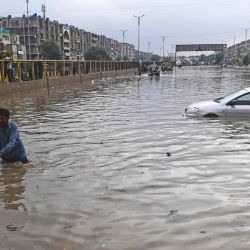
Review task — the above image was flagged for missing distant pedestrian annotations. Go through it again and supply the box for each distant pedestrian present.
[6,61,14,83]
[0,108,28,164]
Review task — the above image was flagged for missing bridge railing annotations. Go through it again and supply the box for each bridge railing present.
[0,60,138,83]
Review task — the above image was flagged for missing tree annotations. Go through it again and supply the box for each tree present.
[215,53,224,64]
[116,55,121,61]
[41,41,62,60]
[84,47,111,60]
[243,55,250,66]
[150,54,161,61]
[199,54,207,62]
[122,55,129,61]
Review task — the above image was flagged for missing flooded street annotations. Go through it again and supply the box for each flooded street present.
[1,66,250,250]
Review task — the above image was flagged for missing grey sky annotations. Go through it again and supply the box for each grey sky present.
[1,0,250,54]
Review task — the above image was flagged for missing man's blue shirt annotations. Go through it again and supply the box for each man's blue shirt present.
[0,121,26,162]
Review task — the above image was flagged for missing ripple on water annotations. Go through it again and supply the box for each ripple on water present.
[1,67,250,249]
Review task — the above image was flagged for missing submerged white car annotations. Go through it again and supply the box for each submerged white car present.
[185,88,250,117]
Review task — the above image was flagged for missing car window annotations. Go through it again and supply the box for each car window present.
[236,93,250,105]
[218,89,247,103]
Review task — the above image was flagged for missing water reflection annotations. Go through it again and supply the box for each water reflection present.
[0,164,27,210]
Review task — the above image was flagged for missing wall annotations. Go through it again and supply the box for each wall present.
[0,68,136,97]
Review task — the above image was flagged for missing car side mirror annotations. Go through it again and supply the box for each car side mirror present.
[228,99,238,106]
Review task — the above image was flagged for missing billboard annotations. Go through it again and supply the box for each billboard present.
[176,44,226,52]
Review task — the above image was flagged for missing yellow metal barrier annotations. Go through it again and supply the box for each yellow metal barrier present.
[0,60,138,83]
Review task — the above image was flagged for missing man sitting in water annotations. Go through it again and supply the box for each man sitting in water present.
[0,108,28,164]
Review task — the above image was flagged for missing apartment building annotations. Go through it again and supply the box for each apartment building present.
[0,15,138,61]
[118,42,136,61]
[226,40,250,63]
[0,20,26,60]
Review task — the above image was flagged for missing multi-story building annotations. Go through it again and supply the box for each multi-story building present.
[135,50,152,61]
[118,42,136,61]
[126,44,136,61]
[226,40,250,63]
[0,20,26,60]
[0,15,140,61]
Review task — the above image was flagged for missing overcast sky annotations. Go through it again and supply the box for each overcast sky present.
[1,0,250,55]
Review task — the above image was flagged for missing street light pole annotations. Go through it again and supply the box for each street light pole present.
[26,0,31,60]
[161,36,167,60]
[133,14,145,64]
[120,29,127,60]
[171,44,175,63]
[233,35,236,60]
[147,41,150,60]
[222,40,228,64]
[22,15,26,51]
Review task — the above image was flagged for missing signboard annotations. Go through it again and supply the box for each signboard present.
[0,29,11,34]
[176,44,226,52]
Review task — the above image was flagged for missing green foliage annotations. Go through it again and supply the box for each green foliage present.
[215,53,224,64]
[199,54,207,62]
[243,55,250,66]
[116,55,121,61]
[122,55,129,61]
[84,47,111,60]
[150,54,161,61]
[41,41,62,60]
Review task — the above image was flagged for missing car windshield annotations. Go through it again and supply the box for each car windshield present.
[214,89,247,103]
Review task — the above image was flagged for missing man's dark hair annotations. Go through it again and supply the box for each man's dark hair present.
[0,108,10,118]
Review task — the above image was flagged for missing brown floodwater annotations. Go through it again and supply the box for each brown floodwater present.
[1,66,250,250]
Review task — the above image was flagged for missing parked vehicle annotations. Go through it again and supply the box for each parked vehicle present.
[148,64,160,76]
[176,61,182,67]
[185,88,250,117]
[161,63,173,72]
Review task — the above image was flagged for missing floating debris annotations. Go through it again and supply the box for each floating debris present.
[59,176,72,179]
[6,224,24,232]
[200,230,207,234]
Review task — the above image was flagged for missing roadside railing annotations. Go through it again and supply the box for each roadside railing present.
[0,60,138,83]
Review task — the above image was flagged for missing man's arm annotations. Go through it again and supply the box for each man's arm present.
[0,123,18,155]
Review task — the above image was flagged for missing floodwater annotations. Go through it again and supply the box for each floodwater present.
[1,66,250,250]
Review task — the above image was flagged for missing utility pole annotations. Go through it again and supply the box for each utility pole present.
[133,14,145,63]
[120,29,127,60]
[241,28,250,55]
[42,4,46,19]
[26,0,31,60]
